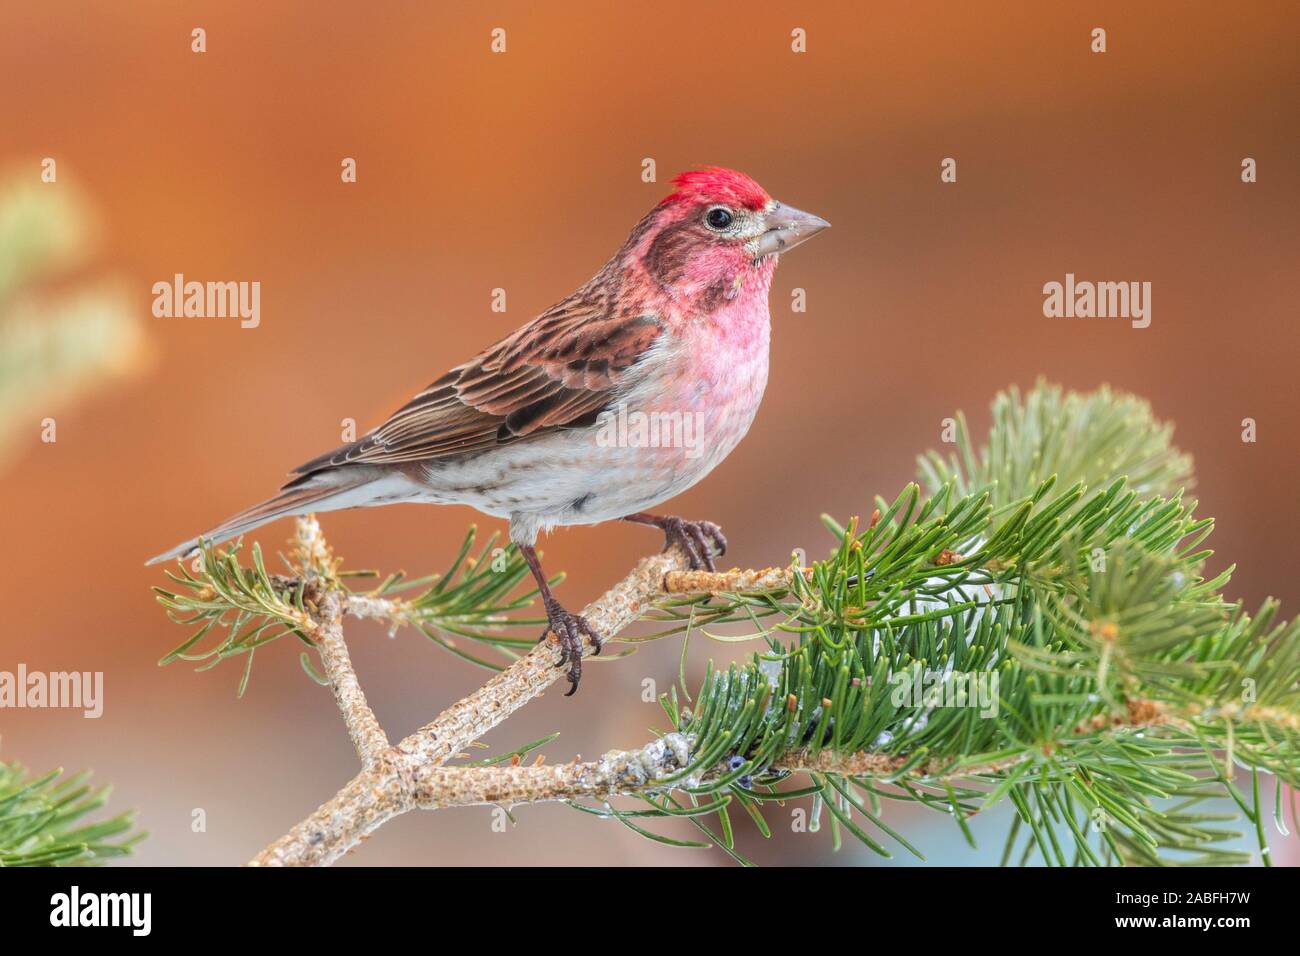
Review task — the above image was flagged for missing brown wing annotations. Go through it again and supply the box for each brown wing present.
[285,301,663,482]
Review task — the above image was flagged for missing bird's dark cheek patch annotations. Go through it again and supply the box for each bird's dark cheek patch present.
[642,220,698,284]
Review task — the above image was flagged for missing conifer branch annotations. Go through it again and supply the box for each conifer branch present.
[0,758,143,866]
[156,383,1300,867]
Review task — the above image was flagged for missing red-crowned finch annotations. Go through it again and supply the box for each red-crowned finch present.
[149,167,830,692]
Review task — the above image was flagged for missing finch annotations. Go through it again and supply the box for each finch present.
[149,167,830,692]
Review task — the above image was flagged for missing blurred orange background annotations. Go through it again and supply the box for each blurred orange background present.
[1,0,1297,866]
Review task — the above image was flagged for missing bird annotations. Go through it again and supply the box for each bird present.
[148,167,830,693]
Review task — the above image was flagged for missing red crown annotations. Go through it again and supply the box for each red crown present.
[660,167,771,211]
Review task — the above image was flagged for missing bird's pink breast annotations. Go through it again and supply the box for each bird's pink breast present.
[417,257,777,538]
[625,258,775,475]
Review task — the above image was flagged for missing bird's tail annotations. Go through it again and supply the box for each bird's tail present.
[144,473,374,566]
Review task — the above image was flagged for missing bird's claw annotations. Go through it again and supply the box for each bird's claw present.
[539,598,600,695]
[658,517,727,572]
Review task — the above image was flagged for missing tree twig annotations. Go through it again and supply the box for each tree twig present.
[249,530,694,866]
[311,589,389,766]
[662,566,810,593]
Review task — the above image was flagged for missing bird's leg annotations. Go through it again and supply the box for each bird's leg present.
[623,513,727,572]
[518,543,600,696]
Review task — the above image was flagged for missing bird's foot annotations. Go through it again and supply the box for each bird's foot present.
[538,597,600,695]
[653,516,727,572]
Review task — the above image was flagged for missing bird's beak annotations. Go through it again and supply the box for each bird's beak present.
[753,201,831,257]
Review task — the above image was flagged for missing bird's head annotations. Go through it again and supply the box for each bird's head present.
[623,167,830,306]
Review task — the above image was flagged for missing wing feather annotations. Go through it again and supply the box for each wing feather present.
[285,303,662,483]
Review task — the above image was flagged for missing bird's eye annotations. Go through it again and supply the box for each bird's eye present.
[705,206,734,230]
